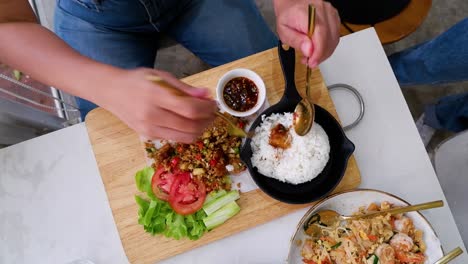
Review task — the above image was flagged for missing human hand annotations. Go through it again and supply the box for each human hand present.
[274,0,340,67]
[96,68,217,143]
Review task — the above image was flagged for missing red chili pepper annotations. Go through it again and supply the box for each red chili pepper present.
[209,159,218,167]
[170,157,180,168]
[196,141,204,150]
[238,121,245,129]
[176,145,183,153]
[195,154,202,160]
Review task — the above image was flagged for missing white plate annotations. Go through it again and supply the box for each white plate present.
[288,189,443,264]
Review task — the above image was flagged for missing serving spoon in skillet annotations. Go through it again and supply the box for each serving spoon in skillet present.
[239,40,356,204]
[240,41,304,135]
[293,4,316,136]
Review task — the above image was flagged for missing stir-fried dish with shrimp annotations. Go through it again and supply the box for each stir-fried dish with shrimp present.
[302,202,426,264]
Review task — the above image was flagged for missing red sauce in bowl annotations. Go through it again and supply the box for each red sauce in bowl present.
[223,77,258,112]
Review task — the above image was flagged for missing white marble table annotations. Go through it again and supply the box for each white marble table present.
[0,28,466,264]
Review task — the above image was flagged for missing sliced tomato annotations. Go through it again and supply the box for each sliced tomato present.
[151,166,176,201]
[170,156,180,168]
[169,172,206,215]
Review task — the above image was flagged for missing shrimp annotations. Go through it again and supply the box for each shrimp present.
[330,249,346,264]
[393,217,413,234]
[375,243,396,264]
[301,240,316,259]
[395,250,425,263]
[381,201,392,210]
[390,233,414,252]
[367,203,379,212]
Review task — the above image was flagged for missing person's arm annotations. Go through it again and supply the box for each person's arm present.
[0,0,119,104]
[273,0,341,67]
[0,0,216,143]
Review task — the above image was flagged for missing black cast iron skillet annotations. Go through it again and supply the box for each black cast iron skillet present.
[239,41,356,204]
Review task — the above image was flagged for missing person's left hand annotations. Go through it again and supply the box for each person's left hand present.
[274,0,341,68]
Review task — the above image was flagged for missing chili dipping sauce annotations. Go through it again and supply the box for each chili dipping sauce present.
[223,77,258,112]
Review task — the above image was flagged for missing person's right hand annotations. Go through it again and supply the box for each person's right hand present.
[97,68,217,143]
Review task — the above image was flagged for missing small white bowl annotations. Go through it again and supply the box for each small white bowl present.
[216,68,266,117]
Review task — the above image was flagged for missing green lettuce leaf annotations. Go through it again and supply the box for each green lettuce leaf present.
[134,184,243,240]
[143,200,158,226]
[135,195,150,225]
[185,214,206,240]
[135,167,156,200]
[164,213,188,240]
[152,216,166,234]
[13,70,22,81]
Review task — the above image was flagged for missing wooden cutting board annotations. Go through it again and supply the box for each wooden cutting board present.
[85,47,361,263]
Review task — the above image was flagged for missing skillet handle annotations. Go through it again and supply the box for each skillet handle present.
[277,41,302,104]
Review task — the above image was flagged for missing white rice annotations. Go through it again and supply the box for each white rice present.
[250,113,330,185]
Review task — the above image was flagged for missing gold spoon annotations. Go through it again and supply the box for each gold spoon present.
[146,75,185,96]
[304,200,444,237]
[214,112,253,138]
[293,4,316,136]
[434,247,464,264]
[146,75,251,138]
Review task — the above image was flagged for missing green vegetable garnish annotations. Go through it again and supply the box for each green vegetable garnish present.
[135,166,156,199]
[13,70,22,81]
[331,241,342,249]
[164,213,188,240]
[143,200,157,226]
[134,193,208,240]
[203,190,239,216]
[145,147,156,153]
[204,190,227,204]
[367,254,379,264]
[134,167,242,240]
[223,176,232,186]
[135,196,149,224]
[203,201,240,230]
